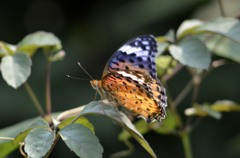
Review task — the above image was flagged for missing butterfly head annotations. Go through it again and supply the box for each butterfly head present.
[90,80,106,99]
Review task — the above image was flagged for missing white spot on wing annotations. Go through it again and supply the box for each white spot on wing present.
[142,41,149,45]
[117,71,144,83]
[119,45,143,54]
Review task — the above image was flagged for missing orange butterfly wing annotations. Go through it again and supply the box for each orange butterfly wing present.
[101,70,166,122]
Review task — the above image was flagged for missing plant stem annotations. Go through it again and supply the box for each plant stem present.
[180,131,192,158]
[217,0,226,17]
[24,82,45,117]
[162,64,184,82]
[46,62,52,115]
[172,79,193,108]
[0,137,14,140]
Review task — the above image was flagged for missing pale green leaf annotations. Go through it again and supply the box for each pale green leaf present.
[24,128,55,158]
[198,34,240,63]
[196,17,240,43]
[0,127,35,158]
[59,124,103,158]
[0,53,32,88]
[58,116,94,133]
[169,36,211,69]
[177,19,203,39]
[0,41,16,56]
[17,31,62,56]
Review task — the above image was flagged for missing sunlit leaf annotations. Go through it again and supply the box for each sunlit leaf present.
[210,100,240,112]
[176,19,203,39]
[59,124,103,158]
[185,105,221,119]
[0,53,32,89]
[0,41,16,57]
[195,17,240,43]
[17,31,62,56]
[24,128,55,158]
[156,55,176,76]
[169,36,211,69]
[0,128,33,158]
[48,50,66,62]
[58,116,94,133]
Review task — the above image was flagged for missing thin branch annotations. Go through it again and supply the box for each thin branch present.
[46,62,52,115]
[172,79,193,108]
[0,137,14,140]
[24,82,45,117]
[162,63,184,82]
[180,131,193,158]
[191,76,201,105]
[217,0,226,17]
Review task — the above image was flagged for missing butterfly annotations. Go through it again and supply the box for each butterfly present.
[90,35,167,123]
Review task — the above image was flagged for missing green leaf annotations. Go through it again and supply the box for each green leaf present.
[169,36,211,69]
[58,116,94,133]
[30,119,49,127]
[210,100,240,112]
[0,41,16,57]
[198,34,240,63]
[59,124,103,158]
[80,100,157,158]
[185,100,240,119]
[156,42,169,56]
[119,120,151,141]
[195,17,240,43]
[156,55,176,76]
[0,127,34,158]
[24,128,55,158]
[48,50,65,62]
[176,19,203,40]
[17,31,62,56]
[185,105,222,119]
[0,53,32,89]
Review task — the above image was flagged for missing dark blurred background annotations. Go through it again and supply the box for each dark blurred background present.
[1,0,240,157]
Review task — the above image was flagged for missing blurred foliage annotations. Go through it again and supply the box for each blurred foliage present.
[1,0,240,158]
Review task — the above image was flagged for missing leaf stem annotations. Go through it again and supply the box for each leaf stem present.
[180,131,192,158]
[46,62,52,115]
[0,136,14,140]
[162,64,184,82]
[24,82,45,117]
[172,79,193,108]
[217,0,226,17]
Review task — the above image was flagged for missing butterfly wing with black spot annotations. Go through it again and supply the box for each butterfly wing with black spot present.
[102,35,158,78]
[101,70,167,122]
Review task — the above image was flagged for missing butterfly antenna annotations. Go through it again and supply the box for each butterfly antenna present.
[66,75,89,81]
[77,62,94,80]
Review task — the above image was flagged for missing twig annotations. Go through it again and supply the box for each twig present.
[162,63,184,82]
[46,62,52,115]
[24,83,45,117]
[172,79,193,108]
[217,0,226,17]
[180,131,192,158]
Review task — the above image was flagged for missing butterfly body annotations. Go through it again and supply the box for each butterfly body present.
[91,35,167,123]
